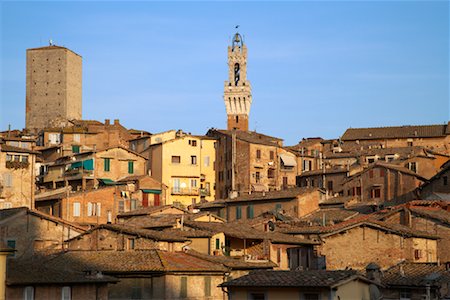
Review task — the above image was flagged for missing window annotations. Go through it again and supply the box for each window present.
[247,205,254,219]
[191,155,197,165]
[172,156,181,164]
[407,141,413,147]
[14,155,20,162]
[204,156,210,167]
[130,199,137,210]
[275,203,282,211]
[127,238,135,250]
[204,276,211,297]
[189,140,197,147]
[6,154,12,161]
[408,162,417,173]
[380,168,385,177]
[7,240,16,257]
[369,170,374,178]
[72,145,80,154]
[444,176,448,186]
[400,289,411,300]
[128,161,134,174]
[215,238,220,250]
[61,286,71,300]
[327,181,333,191]
[73,134,80,143]
[277,248,281,263]
[371,188,381,199]
[236,206,242,219]
[104,158,111,172]
[88,203,101,216]
[118,200,125,213]
[73,202,81,217]
[356,187,362,196]
[304,294,320,300]
[249,293,266,300]
[256,149,261,159]
[190,179,197,188]
[3,173,13,187]
[270,151,274,160]
[267,168,275,179]
[255,172,260,183]
[180,276,188,298]
[173,178,181,193]
[48,133,61,144]
[414,249,422,260]
[24,286,34,300]
[21,155,29,163]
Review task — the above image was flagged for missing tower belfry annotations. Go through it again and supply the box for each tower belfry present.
[224,32,252,131]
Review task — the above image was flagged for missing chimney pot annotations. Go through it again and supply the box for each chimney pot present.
[105,119,110,125]
[114,119,119,125]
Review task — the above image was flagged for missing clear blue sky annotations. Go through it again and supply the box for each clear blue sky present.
[1,1,449,145]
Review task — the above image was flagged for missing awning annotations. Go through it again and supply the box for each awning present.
[142,189,162,194]
[280,154,297,167]
[98,178,116,185]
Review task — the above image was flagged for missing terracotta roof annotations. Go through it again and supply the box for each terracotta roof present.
[220,270,364,288]
[117,205,188,218]
[280,218,439,239]
[408,207,450,225]
[0,144,39,154]
[299,167,348,177]
[122,214,183,229]
[383,262,450,287]
[209,129,283,147]
[0,207,85,232]
[44,250,226,274]
[300,208,359,226]
[186,250,276,270]
[7,256,118,285]
[223,187,320,203]
[341,124,448,141]
[66,224,188,243]
[184,221,318,245]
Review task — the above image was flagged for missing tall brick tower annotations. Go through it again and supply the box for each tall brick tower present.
[25,43,82,130]
[224,32,252,131]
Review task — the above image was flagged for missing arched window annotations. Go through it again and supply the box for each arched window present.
[236,116,239,123]
[234,63,240,86]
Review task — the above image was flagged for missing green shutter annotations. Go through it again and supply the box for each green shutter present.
[248,205,254,219]
[180,277,187,298]
[215,238,220,250]
[128,161,134,174]
[236,206,242,219]
[104,158,110,172]
[72,145,80,153]
[275,203,282,211]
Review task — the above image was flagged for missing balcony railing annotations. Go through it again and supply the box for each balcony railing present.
[171,187,199,196]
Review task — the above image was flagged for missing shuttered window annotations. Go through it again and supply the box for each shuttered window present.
[73,202,81,217]
[104,158,111,172]
[180,277,187,298]
[204,276,211,297]
[236,206,242,219]
[128,161,134,174]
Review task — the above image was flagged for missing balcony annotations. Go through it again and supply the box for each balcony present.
[171,187,199,196]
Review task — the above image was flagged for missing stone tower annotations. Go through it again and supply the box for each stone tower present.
[224,32,252,131]
[25,44,82,130]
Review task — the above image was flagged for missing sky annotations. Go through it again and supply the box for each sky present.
[1,1,449,146]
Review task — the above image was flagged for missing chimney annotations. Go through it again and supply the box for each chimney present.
[114,119,120,125]
[104,119,110,125]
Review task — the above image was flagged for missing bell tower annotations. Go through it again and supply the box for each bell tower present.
[224,32,252,131]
